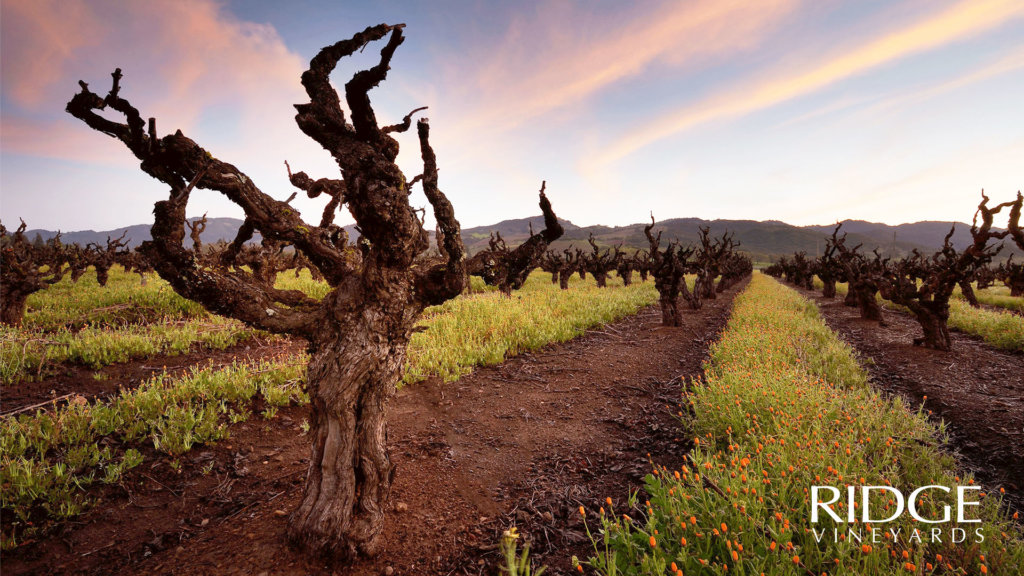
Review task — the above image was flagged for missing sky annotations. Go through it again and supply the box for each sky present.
[1,0,1022,233]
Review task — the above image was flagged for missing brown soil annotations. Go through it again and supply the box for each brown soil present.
[796,286,1024,512]
[1,338,305,417]
[3,279,744,576]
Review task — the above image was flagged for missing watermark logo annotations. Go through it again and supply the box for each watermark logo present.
[810,485,984,544]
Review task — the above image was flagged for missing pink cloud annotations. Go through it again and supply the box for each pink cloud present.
[1,0,361,231]
[0,116,139,166]
[1,0,307,162]
[1,0,105,110]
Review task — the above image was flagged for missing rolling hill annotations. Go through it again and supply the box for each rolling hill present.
[22,214,1020,265]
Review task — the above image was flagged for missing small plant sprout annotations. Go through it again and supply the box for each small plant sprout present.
[499,526,545,576]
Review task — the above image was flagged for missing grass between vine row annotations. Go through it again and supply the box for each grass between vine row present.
[1,271,657,548]
[578,273,1023,576]
[1,267,663,384]
[2,267,258,384]
[945,299,1024,352]
[0,317,260,384]
[954,285,1023,314]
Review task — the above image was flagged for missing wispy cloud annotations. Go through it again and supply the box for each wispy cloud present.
[859,47,1024,116]
[586,0,1024,170]
[779,45,1024,128]
[437,0,799,136]
[422,0,802,210]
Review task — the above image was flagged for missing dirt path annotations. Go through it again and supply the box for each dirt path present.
[1,338,304,416]
[796,286,1024,511]
[5,279,744,576]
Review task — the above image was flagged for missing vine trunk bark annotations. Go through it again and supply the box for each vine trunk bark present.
[852,284,883,322]
[288,290,415,559]
[619,269,633,286]
[958,280,979,307]
[0,291,29,327]
[908,303,952,351]
[821,279,837,299]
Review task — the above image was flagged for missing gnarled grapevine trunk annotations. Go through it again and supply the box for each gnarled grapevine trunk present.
[694,227,738,300]
[907,302,951,350]
[465,189,563,295]
[612,246,634,286]
[844,290,857,307]
[999,259,1024,297]
[821,279,837,299]
[680,276,701,310]
[290,293,413,557]
[558,269,571,289]
[0,290,29,327]
[67,24,470,561]
[875,203,1008,352]
[958,279,979,307]
[658,287,681,326]
[851,282,883,322]
[695,275,715,300]
[583,235,615,287]
[0,222,70,326]
[645,216,694,324]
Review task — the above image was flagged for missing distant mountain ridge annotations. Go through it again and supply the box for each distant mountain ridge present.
[24,215,1019,264]
[21,218,259,249]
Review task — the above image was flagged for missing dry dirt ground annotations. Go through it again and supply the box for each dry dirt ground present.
[795,286,1024,512]
[4,279,744,576]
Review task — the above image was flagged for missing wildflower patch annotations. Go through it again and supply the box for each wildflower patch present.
[578,273,1023,575]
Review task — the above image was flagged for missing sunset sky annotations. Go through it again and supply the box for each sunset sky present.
[1,0,1022,232]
